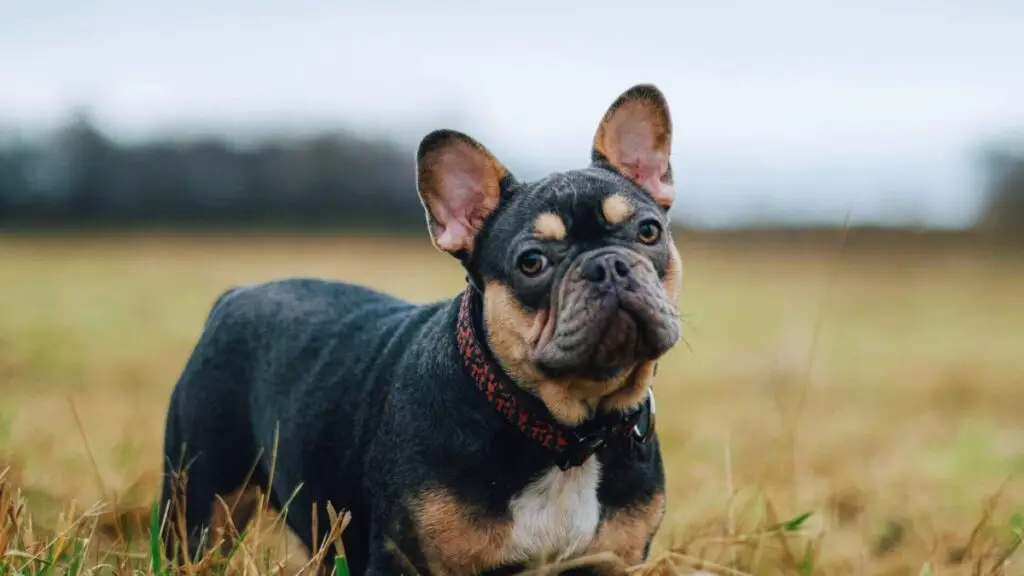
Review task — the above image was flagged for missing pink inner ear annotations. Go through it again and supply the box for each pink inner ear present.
[627,165,675,207]
[432,201,474,253]
[430,187,479,252]
[614,122,674,207]
[614,130,671,206]
[427,147,498,253]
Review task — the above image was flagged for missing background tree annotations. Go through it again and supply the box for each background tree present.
[976,135,1024,243]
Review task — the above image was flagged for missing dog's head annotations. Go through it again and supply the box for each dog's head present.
[416,84,682,426]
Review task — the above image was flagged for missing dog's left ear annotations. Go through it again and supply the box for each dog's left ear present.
[591,84,675,210]
[416,129,510,257]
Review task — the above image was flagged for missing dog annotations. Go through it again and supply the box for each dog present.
[159,83,683,575]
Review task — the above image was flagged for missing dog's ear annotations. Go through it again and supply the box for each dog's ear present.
[416,129,510,256]
[591,84,674,210]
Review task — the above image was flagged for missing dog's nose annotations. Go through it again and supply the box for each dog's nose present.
[581,253,631,285]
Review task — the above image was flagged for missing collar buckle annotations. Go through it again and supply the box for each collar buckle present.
[556,431,608,470]
[630,387,657,444]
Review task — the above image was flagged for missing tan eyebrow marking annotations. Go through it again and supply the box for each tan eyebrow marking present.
[533,212,567,240]
[602,193,634,225]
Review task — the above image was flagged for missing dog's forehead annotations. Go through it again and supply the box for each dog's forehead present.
[528,167,625,203]
[514,167,646,225]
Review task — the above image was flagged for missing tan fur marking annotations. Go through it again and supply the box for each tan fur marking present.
[534,212,568,241]
[599,360,656,414]
[662,237,683,305]
[209,485,262,553]
[483,280,544,386]
[484,281,629,426]
[534,376,626,426]
[585,493,666,571]
[601,194,634,226]
[413,488,511,575]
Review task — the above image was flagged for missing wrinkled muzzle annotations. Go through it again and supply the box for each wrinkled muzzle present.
[533,247,680,379]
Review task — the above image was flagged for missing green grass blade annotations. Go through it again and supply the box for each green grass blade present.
[67,538,86,576]
[218,525,249,575]
[149,503,165,576]
[765,511,814,533]
[334,554,350,576]
[36,545,56,576]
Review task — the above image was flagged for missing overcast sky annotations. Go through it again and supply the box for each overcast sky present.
[2,0,1022,227]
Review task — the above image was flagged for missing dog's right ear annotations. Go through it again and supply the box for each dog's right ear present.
[416,129,510,257]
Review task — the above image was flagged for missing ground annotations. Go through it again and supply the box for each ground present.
[1,231,1022,575]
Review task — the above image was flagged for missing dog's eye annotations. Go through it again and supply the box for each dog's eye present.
[516,250,550,277]
[637,220,663,245]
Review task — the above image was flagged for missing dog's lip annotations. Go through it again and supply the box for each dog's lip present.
[530,273,568,355]
[528,307,552,349]
[534,357,626,382]
[619,306,648,348]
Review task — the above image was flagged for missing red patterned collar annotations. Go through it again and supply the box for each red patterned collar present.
[454,288,654,470]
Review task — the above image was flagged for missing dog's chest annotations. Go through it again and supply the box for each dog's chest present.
[500,457,602,564]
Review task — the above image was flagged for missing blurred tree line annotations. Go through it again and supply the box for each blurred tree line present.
[0,112,424,231]
[2,113,1023,239]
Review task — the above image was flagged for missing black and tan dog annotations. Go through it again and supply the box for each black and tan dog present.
[159,83,683,575]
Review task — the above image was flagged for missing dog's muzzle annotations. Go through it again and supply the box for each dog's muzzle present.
[533,247,680,379]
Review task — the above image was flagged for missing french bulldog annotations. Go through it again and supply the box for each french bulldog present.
[160,83,683,575]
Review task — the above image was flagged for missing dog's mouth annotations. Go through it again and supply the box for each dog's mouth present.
[531,248,680,381]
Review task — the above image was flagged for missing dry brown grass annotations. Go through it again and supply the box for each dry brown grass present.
[1,231,1023,575]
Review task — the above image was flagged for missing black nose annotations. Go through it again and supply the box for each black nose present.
[581,253,632,285]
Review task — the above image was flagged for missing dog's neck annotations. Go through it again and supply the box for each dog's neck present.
[454,286,654,470]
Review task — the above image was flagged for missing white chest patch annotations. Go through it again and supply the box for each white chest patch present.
[500,457,602,565]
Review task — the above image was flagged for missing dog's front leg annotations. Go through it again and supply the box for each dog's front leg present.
[581,491,666,575]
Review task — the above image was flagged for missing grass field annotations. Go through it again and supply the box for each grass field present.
[1,231,1023,575]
